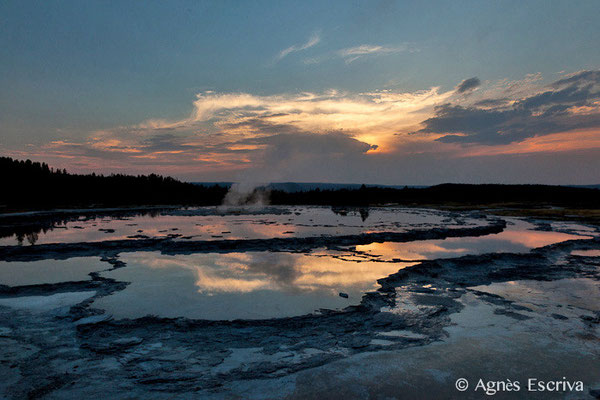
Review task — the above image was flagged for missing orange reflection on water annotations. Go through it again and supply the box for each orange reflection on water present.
[571,250,600,257]
[495,229,591,248]
[292,257,415,290]
[355,241,467,260]
[122,251,415,295]
[355,220,591,260]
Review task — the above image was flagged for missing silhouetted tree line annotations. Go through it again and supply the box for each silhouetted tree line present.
[0,157,228,211]
[269,183,600,208]
[1,157,599,211]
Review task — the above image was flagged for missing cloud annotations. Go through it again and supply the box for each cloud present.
[10,70,599,184]
[551,70,600,88]
[336,43,414,63]
[303,43,417,65]
[456,77,481,94]
[186,87,452,146]
[415,70,600,145]
[473,98,510,108]
[19,84,450,178]
[230,131,378,183]
[275,31,321,62]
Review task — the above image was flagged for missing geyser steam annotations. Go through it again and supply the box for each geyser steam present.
[222,182,270,207]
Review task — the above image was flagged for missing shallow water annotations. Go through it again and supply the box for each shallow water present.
[91,251,416,320]
[89,217,594,321]
[0,257,107,286]
[0,291,96,313]
[571,249,600,257]
[0,207,596,322]
[351,219,591,261]
[469,278,600,313]
[0,206,482,246]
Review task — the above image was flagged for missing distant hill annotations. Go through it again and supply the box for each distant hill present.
[569,184,600,190]
[194,181,600,193]
[192,182,428,192]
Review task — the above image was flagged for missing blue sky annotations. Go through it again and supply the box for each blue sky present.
[1,1,599,183]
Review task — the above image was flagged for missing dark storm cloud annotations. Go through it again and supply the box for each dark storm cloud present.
[456,77,481,93]
[219,118,378,158]
[551,70,600,88]
[517,81,597,110]
[227,130,377,181]
[415,70,600,144]
[254,131,377,155]
[473,98,510,108]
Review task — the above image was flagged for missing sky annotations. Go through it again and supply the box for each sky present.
[1,0,599,184]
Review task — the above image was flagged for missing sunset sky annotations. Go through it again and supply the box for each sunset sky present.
[1,0,599,184]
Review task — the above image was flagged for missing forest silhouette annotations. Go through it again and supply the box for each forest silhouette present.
[1,156,599,212]
[0,157,227,211]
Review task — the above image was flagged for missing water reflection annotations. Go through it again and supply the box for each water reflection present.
[469,278,600,313]
[0,257,107,286]
[331,206,370,222]
[21,232,38,246]
[0,209,163,246]
[353,220,592,260]
[570,250,600,257]
[91,251,415,320]
[0,206,481,246]
[93,215,584,321]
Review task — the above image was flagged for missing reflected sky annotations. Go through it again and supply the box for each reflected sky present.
[0,206,482,246]
[353,219,593,261]
[91,251,415,320]
[469,278,600,313]
[571,250,600,257]
[0,257,106,286]
[87,217,596,320]
[3,209,596,322]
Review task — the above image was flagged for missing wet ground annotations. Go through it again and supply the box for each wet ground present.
[0,206,598,399]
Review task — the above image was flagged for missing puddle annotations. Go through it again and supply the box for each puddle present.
[551,222,598,235]
[469,278,600,313]
[571,249,600,257]
[90,251,415,320]
[0,257,107,286]
[0,291,96,313]
[353,219,592,260]
[377,330,427,339]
